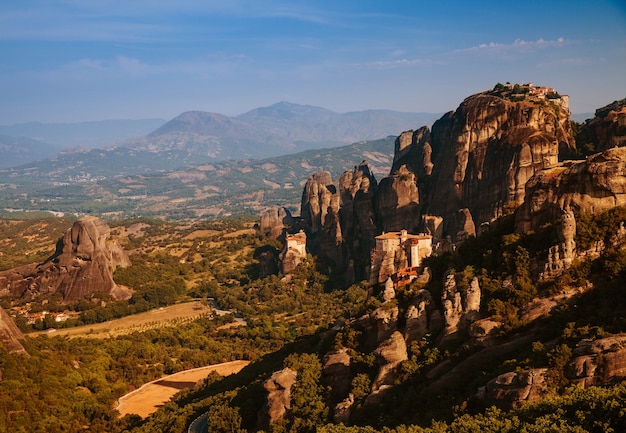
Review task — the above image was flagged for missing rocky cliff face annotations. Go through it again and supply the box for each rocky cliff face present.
[574,98,626,153]
[275,85,579,284]
[258,368,297,429]
[296,162,379,282]
[0,216,131,302]
[515,147,626,234]
[402,92,574,239]
[259,206,295,239]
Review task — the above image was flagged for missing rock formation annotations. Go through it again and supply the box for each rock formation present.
[323,349,352,399]
[404,288,438,343]
[441,271,481,337]
[258,367,297,428]
[294,85,577,286]
[259,206,295,239]
[297,162,378,283]
[0,216,131,302]
[374,165,421,233]
[566,334,626,388]
[338,162,379,281]
[574,98,626,153]
[393,88,574,241]
[365,331,408,406]
[515,147,626,234]
[483,368,550,409]
[542,208,577,278]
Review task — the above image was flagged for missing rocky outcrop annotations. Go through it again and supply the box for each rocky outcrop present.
[542,208,577,278]
[0,216,131,302]
[374,165,421,233]
[301,171,338,235]
[441,271,481,337]
[483,368,550,409]
[515,147,626,234]
[566,334,626,388]
[366,331,408,405]
[404,288,438,343]
[574,98,626,153]
[259,206,294,239]
[323,349,352,399]
[338,162,379,281]
[392,127,434,180]
[299,162,378,283]
[393,90,573,241]
[258,368,297,428]
[354,304,400,351]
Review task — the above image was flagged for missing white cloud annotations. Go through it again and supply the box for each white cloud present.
[457,37,569,54]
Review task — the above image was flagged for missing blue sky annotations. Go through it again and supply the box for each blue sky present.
[1,0,625,123]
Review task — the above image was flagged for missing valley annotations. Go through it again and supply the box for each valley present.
[0,87,626,433]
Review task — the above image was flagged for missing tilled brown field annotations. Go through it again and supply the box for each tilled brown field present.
[116,360,250,419]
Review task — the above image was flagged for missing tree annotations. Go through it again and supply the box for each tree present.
[207,403,245,433]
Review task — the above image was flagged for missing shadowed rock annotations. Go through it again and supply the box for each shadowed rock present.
[0,216,131,302]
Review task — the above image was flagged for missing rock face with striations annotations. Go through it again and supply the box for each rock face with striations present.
[566,334,626,388]
[441,271,481,337]
[515,147,626,234]
[259,206,295,239]
[393,89,574,240]
[0,216,131,302]
[258,368,298,429]
[298,162,379,283]
[374,164,421,233]
[574,98,626,153]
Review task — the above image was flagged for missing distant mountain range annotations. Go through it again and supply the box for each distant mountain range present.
[0,102,440,169]
[0,135,64,169]
[119,102,441,162]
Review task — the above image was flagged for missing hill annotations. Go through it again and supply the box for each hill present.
[1,86,626,433]
[0,137,395,219]
[0,118,167,150]
[0,134,63,169]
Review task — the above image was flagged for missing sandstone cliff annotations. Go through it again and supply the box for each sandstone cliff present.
[574,98,626,153]
[0,216,131,302]
[259,206,295,239]
[515,147,626,234]
[258,368,297,429]
[393,90,573,240]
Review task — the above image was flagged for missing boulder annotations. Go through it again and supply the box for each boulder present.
[0,216,131,302]
[258,368,297,428]
[323,349,352,400]
[259,207,294,238]
[484,368,550,409]
[366,331,408,405]
[566,334,626,387]
[515,147,626,234]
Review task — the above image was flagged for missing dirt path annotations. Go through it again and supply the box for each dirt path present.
[116,360,250,419]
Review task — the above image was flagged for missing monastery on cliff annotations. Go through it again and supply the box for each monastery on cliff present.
[369,229,432,288]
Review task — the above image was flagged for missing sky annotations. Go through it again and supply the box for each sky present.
[1,0,625,124]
